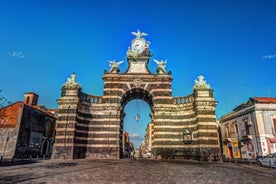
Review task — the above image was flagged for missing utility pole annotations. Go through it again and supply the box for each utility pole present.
[267,86,271,98]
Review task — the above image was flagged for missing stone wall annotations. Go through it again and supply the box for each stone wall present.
[52,73,220,161]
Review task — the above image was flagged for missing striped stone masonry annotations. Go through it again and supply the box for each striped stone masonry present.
[52,71,220,161]
[52,32,220,161]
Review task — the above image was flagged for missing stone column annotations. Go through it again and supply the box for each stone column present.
[193,75,220,161]
[52,73,81,159]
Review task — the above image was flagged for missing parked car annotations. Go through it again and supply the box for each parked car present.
[257,153,276,168]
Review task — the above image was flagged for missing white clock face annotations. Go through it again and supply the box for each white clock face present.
[132,39,146,54]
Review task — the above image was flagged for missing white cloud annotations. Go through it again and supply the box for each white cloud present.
[9,51,25,59]
[129,133,144,140]
[262,54,276,59]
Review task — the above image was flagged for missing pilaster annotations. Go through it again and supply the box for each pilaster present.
[52,73,81,159]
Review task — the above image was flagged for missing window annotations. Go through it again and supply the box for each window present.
[273,119,276,134]
[226,127,229,137]
[29,131,43,148]
[244,121,250,135]
[26,96,30,104]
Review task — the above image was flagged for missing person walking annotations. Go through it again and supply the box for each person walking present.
[131,149,135,160]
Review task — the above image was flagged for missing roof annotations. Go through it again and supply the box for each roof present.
[251,97,276,103]
[24,92,39,96]
[24,103,56,119]
[233,102,248,112]
[220,96,276,121]
[0,101,22,110]
[0,101,23,128]
[1,101,56,119]
[233,97,276,111]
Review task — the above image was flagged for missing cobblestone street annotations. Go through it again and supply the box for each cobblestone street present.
[0,159,275,184]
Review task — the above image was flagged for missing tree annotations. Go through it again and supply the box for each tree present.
[0,90,11,108]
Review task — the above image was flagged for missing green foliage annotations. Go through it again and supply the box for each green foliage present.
[0,89,11,108]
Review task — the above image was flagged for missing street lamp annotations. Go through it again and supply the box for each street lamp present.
[183,128,192,144]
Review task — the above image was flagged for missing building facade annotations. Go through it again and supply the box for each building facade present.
[122,131,130,157]
[219,97,276,160]
[52,30,220,161]
[0,92,56,159]
[145,122,153,155]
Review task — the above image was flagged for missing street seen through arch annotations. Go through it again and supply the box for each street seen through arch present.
[123,99,151,149]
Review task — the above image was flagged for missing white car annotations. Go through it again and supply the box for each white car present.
[257,153,276,168]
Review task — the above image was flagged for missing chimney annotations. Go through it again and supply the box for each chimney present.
[24,92,39,106]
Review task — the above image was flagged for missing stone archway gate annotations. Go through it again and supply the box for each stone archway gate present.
[52,30,220,161]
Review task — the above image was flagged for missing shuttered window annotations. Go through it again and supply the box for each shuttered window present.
[273,119,276,134]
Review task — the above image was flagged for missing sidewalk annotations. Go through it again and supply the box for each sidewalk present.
[163,158,276,176]
[0,157,51,167]
[222,159,276,176]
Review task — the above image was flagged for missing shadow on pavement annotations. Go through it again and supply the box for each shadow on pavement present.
[0,159,37,167]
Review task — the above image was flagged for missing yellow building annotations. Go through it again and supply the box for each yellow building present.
[220,97,276,160]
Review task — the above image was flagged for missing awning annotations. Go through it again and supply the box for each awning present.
[269,138,276,143]
[223,138,231,144]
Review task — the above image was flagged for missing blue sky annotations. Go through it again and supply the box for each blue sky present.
[1,0,276,147]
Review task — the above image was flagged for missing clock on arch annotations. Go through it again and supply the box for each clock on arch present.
[131,38,146,54]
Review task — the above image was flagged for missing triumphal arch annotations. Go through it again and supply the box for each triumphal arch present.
[52,30,220,161]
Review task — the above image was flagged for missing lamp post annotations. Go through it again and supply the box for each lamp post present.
[183,128,192,144]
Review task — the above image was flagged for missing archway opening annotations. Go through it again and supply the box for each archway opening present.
[120,89,153,159]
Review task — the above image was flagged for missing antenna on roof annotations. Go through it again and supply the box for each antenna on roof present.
[267,86,271,97]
